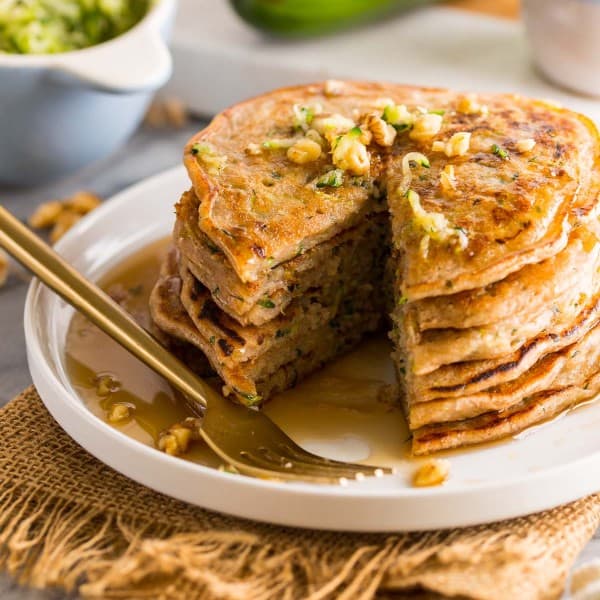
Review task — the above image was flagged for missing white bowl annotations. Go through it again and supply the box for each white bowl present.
[22,166,600,532]
[0,0,177,185]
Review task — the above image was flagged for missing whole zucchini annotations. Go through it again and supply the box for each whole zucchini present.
[229,0,436,38]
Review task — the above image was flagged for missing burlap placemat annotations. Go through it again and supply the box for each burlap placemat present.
[0,387,598,599]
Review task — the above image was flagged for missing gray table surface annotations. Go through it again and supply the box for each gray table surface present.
[0,120,598,599]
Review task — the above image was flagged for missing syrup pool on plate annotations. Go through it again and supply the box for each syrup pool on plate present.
[65,239,411,471]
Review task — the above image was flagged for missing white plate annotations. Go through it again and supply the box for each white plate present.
[25,165,600,532]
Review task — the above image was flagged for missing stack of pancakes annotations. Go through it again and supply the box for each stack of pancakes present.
[150,81,600,454]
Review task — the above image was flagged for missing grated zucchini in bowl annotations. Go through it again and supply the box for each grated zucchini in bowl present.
[0,0,153,54]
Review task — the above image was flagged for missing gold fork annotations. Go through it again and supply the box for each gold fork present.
[0,206,393,483]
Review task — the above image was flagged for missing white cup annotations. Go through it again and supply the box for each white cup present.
[522,0,600,97]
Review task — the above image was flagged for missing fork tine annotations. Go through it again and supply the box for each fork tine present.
[227,456,376,484]
[277,441,395,475]
[262,442,386,474]
[188,387,395,482]
[276,459,388,480]
[199,436,354,483]
[237,442,394,480]
[239,449,379,480]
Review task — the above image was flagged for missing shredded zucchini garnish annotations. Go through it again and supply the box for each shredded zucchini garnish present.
[332,128,370,175]
[491,144,509,160]
[191,143,227,175]
[399,152,430,194]
[315,169,344,188]
[238,391,263,406]
[257,297,276,309]
[405,189,468,256]
[262,138,296,150]
[292,104,319,132]
[402,152,431,174]
[382,103,415,132]
[312,113,355,142]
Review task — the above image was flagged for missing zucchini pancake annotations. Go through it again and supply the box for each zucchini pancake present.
[150,81,600,455]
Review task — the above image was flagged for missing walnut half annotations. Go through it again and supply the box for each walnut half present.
[413,459,450,487]
[157,417,203,456]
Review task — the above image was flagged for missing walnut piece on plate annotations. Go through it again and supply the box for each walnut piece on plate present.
[413,459,450,487]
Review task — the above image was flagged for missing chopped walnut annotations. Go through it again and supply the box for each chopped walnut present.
[144,100,165,128]
[287,138,322,164]
[433,132,471,157]
[332,129,370,176]
[516,138,536,153]
[158,417,203,456]
[292,103,322,132]
[324,79,345,97]
[94,373,121,397]
[159,429,190,456]
[457,94,488,116]
[305,128,325,147]
[446,132,471,157]
[29,191,102,242]
[409,113,443,142]
[50,210,81,243]
[312,113,355,143]
[413,459,450,487]
[356,127,372,146]
[108,403,132,424]
[245,143,262,156]
[28,201,64,229]
[66,191,102,214]
[364,112,396,147]
[163,98,189,128]
[440,164,457,193]
[373,97,395,110]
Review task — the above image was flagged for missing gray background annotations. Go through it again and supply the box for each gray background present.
[0,120,598,598]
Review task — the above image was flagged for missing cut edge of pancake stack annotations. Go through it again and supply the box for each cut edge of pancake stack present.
[149,80,600,455]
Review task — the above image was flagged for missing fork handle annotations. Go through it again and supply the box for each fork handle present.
[0,205,210,410]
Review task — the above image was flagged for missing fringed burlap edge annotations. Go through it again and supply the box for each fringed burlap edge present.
[0,387,599,600]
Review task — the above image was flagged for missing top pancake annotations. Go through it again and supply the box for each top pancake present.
[184,81,599,298]
[387,97,599,299]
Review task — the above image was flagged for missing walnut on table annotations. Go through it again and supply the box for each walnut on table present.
[28,200,63,229]
[144,97,189,129]
[28,190,102,243]
[49,210,81,243]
